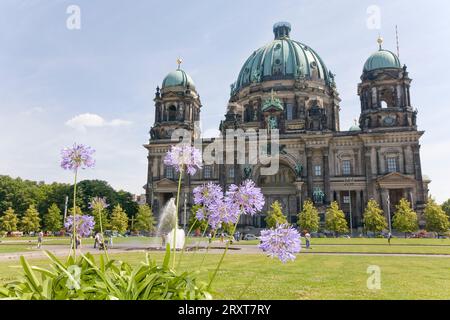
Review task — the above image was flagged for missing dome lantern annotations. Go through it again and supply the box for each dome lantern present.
[273,21,291,39]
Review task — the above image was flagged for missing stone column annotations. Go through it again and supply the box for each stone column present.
[356,190,362,228]
[294,181,304,213]
[412,144,425,204]
[336,191,341,208]
[364,147,374,199]
[323,148,330,204]
[307,149,313,199]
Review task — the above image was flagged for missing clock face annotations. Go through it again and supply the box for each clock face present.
[383,116,396,126]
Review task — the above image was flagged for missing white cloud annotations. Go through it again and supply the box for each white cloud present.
[65,113,132,131]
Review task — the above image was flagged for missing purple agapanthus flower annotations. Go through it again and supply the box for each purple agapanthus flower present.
[193,183,223,208]
[89,197,109,210]
[61,143,95,171]
[203,199,240,230]
[259,224,301,263]
[226,180,265,216]
[164,144,202,176]
[65,215,95,238]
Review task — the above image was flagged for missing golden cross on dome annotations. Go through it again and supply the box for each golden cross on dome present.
[377,35,384,50]
[176,58,183,69]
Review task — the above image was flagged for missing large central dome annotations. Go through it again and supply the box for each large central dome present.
[231,22,331,95]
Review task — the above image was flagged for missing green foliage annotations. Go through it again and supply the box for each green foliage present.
[325,202,349,236]
[0,207,19,232]
[392,199,418,237]
[91,203,109,233]
[0,176,138,223]
[297,199,319,232]
[0,248,211,300]
[188,205,208,233]
[363,199,388,233]
[442,199,450,219]
[44,204,62,232]
[110,205,129,233]
[425,197,450,235]
[20,205,41,233]
[265,201,287,228]
[134,204,156,233]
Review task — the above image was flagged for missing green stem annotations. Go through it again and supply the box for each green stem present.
[172,168,183,269]
[176,218,200,270]
[72,169,78,258]
[207,214,240,290]
[99,208,109,261]
[199,228,216,269]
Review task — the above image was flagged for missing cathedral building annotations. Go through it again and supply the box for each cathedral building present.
[144,22,430,231]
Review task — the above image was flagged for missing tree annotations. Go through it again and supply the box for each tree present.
[363,199,388,234]
[20,205,41,233]
[392,199,418,238]
[325,201,349,236]
[265,201,287,228]
[297,199,319,232]
[44,204,62,232]
[442,199,450,219]
[134,204,156,233]
[110,204,129,233]
[0,208,19,232]
[91,203,109,233]
[425,197,450,237]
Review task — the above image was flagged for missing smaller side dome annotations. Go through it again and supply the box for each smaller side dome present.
[162,69,195,89]
[363,37,401,72]
[349,120,361,132]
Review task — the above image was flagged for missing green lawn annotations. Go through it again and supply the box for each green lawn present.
[1,251,449,299]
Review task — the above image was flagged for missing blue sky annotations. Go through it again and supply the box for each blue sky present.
[0,0,449,202]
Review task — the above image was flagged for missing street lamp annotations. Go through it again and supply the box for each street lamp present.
[344,177,354,237]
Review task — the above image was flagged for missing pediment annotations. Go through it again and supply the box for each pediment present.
[377,172,416,188]
[154,178,178,189]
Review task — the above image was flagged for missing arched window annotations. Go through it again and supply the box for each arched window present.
[168,105,177,121]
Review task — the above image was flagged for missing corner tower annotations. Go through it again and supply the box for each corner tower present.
[150,60,201,141]
[358,37,417,131]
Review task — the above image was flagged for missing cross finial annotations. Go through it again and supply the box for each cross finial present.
[176,58,183,70]
[377,35,384,50]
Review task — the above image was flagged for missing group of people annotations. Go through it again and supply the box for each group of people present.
[94,232,113,250]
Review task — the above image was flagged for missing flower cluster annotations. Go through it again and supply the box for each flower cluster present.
[226,180,265,216]
[65,215,95,238]
[164,145,202,176]
[259,224,301,263]
[61,143,96,171]
[193,180,264,230]
[89,197,109,210]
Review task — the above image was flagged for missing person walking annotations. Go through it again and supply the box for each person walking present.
[37,231,43,249]
[388,232,392,246]
[94,232,99,249]
[305,231,311,249]
[76,235,81,249]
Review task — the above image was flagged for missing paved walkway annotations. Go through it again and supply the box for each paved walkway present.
[2,242,450,262]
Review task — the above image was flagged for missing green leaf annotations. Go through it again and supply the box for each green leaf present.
[163,243,171,268]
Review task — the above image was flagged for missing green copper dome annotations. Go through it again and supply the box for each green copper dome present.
[162,69,195,89]
[231,22,331,95]
[363,49,401,72]
[349,124,361,132]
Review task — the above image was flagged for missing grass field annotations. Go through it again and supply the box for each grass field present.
[0,251,449,299]
[1,237,450,299]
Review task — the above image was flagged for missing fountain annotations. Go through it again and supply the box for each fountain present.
[156,198,185,250]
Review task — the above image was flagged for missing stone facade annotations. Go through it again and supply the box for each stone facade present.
[144,23,430,232]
